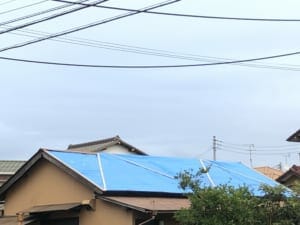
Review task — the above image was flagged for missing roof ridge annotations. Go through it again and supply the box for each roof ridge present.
[67,136,120,149]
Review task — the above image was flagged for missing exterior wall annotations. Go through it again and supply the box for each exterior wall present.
[3,159,134,225]
[4,159,93,216]
[104,145,136,155]
[282,176,300,188]
[80,199,133,225]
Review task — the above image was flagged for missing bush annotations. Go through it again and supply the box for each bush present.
[174,169,300,225]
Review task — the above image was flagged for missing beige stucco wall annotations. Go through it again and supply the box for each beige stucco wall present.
[3,159,133,225]
[80,199,133,225]
[4,159,93,215]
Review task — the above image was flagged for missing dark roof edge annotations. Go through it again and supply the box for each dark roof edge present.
[286,129,300,142]
[100,196,186,214]
[100,197,147,213]
[68,136,119,149]
[276,165,300,183]
[67,136,148,155]
[0,149,43,200]
[97,191,186,198]
[0,149,103,200]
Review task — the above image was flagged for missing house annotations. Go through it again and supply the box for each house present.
[0,161,25,217]
[254,166,283,180]
[286,129,300,142]
[67,136,147,155]
[0,161,25,187]
[276,165,300,189]
[0,149,281,225]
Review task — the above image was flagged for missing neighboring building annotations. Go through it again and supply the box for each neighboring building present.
[276,165,300,189]
[0,161,25,187]
[67,136,147,155]
[286,129,300,142]
[0,149,281,225]
[255,166,283,180]
[0,161,25,217]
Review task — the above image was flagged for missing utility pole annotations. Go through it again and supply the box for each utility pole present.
[249,144,254,168]
[213,136,217,160]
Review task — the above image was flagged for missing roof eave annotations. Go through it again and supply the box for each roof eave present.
[97,190,185,198]
[286,129,300,142]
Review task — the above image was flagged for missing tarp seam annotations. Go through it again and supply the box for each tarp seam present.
[97,153,107,191]
[199,159,215,187]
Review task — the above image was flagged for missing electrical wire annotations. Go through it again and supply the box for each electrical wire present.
[217,143,300,152]
[0,0,108,35]
[217,140,300,150]
[0,0,18,6]
[0,0,180,53]
[53,0,300,22]
[0,0,94,27]
[1,49,300,68]
[217,145,300,156]
[6,25,300,72]
[0,0,49,16]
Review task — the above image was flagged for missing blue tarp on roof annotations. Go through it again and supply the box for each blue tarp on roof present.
[47,150,279,195]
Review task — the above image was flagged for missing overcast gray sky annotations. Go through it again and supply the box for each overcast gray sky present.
[1,0,300,168]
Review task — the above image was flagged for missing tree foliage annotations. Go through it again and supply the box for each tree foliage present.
[174,169,300,225]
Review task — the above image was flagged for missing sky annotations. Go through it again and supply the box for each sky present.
[0,0,300,168]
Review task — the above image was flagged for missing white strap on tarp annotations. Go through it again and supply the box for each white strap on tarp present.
[97,153,107,190]
[199,159,215,187]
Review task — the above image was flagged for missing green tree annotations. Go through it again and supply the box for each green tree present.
[258,184,300,225]
[174,169,300,225]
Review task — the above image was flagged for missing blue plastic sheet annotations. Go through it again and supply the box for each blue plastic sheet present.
[47,150,279,195]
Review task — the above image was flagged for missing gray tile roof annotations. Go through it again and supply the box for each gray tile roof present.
[0,161,25,174]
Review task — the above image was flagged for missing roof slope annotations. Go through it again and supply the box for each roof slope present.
[255,166,283,180]
[0,161,26,174]
[47,150,279,195]
[0,149,282,199]
[277,165,300,184]
[286,129,300,142]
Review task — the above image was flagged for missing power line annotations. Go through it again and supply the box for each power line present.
[218,143,300,151]
[217,145,300,156]
[1,49,300,68]
[217,143,299,152]
[0,0,18,6]
[0,0,93,27]
[0,0,180,53]
[7,25,300,72]
[0,0,108,35]
[218,140,300,150]
[0,0,49,16]
[53,0,300,22]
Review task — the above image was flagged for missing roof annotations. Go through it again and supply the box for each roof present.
[255,166,283,180]
[0,161,26,174]
[67,136,147,155]
[0,149,282,198]
[277,165,300,184]
[286,129,300,142]
[101,196,190,213]
[20,202,82,214]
